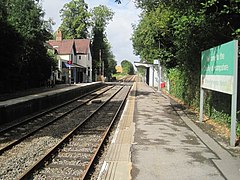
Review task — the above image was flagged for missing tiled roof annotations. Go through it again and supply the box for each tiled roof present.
[48,40,74,55]
[74,39,90,54]
[47,39,90,55]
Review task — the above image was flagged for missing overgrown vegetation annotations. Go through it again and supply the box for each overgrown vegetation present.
[112,60,134,80]
[121,60,134,75]
[132,0,240,135]
[90,5,116,81]
[0,0,55,93]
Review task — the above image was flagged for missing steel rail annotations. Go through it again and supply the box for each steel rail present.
[19,86,124,179]
[81,85,132,179]
[0,86,114,155]
[0,85,106,134]
[119,75,135,83]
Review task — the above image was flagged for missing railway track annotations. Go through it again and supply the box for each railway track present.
[0,84,132,179]
[20,85,131,179]
[118,75,136,83]
[0,85,112,155]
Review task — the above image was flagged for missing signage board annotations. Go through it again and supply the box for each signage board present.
[154,60,159,65]
[201,40,237,94]
[199,40,238,146]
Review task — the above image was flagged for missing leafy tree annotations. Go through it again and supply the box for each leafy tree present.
[0,0,24,92]
[132,0,240,132]
[60,0,91,39]
[121,60,134,75]
[107,52,117,76]
[132,5,176,69]
[90,5,114,80]
[102,38,117,79]
[134,0,161,12]
[91,5,114,32]
[7,0,50,40]
[0,0,54,92]
[8,0,53,87]
[132,0,240,106]
[0,0,7,20]
[115,0,121,4]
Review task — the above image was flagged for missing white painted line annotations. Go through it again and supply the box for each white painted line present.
[97,161,109,180]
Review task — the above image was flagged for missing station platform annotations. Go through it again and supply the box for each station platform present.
[0,82,103,124]
[98,82,240,180]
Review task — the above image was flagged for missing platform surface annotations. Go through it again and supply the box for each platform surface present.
[0,82,103,124]
[98,82,240,180]
[0,83,100,106]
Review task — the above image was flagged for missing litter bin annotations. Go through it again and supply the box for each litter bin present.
[160,82,165,88]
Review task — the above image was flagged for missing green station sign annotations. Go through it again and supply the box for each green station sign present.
[201,40,235,76]
[201,40,238,95]
[200,40,238,146]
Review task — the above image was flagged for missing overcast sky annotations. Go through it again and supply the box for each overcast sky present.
[41,0,141,65]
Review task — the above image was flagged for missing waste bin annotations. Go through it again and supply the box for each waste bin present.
[161,82,165,88]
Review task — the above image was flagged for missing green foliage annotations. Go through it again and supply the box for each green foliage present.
[210,109,231,125]
[132,5,177,68]
[115,0,121,4]
[90,5,115,81]
[0,0,54,92]
[121,60,134,75]
[132,0,240,69]
[7,0,49,41]
[0,0,7,21]
[134,0,161,12]
[202,90,240,135]
[0,21,23,92]
[133,0,240,135]
[60,0,91,39]
[237,123,240,136]
[168,69,185,100]
[101,38,117,80]
[135,66,145,77]
[91,5,114,32]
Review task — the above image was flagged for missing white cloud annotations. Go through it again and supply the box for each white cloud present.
[41,0,141,65]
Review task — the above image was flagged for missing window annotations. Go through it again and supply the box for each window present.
[79,55,81,60]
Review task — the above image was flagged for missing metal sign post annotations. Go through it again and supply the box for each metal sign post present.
[154,60,161,93]
[230,41,238,146]
[68,65,71,85]
[199,88,204,123]
[67,60,72,85]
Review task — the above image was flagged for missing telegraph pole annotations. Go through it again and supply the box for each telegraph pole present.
[99,49,102,75]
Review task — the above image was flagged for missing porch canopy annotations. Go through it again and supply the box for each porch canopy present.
[63,62,85,69]
[134,62,153,68]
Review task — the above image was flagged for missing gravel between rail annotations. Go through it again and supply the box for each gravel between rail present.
[0,86,122,179]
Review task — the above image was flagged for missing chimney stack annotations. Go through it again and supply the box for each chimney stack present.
[56,29,62,41]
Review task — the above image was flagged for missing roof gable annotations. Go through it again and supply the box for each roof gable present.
[48,39,90,55]
[74,39,90,54]
[59,40,75,54]
[48,39,75,55]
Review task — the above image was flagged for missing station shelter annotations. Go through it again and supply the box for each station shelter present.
[134,61,169,90]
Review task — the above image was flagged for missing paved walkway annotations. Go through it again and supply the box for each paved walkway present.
[0,84,71,101]
[98,82,240,180]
